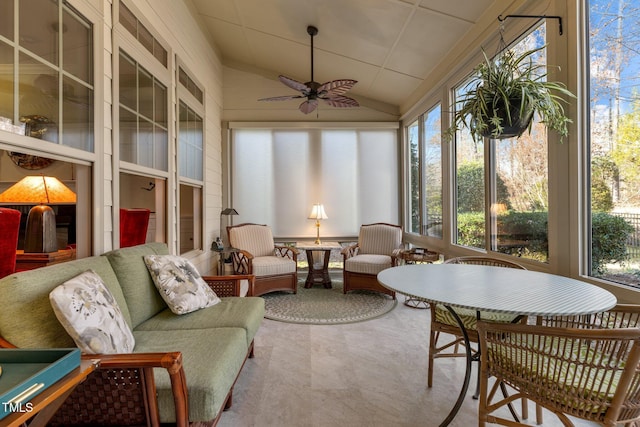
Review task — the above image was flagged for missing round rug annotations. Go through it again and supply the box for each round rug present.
[262,275,397,325]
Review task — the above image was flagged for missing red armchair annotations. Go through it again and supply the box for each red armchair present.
[0,208,21,278]
[120,208,151,248]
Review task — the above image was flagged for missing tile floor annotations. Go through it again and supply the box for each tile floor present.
[217,276,595,427]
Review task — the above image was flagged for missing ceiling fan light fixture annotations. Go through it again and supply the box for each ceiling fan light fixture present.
[258,25,359,114]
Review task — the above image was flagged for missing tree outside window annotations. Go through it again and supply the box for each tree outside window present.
[588,0,640,287]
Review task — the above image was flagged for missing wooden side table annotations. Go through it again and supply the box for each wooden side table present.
[15,248,76,272]
[296,241,342,289]
[3,359,99,427]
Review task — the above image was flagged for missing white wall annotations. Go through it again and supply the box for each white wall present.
[0,0,224,274]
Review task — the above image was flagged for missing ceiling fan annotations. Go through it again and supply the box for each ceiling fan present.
[258,25,359,114]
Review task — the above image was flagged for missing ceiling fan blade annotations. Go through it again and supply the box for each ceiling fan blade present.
[258,95,304,102]
[278,75,310,93]
[321,95,359,108]
[318,79,358,96]
[298,99,318,114]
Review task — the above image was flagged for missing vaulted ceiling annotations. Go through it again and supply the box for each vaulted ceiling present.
[190,0,499,119]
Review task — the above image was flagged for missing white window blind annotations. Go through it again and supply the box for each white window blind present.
[231,127,399,239]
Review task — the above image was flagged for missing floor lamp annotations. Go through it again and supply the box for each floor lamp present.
[0,175,76,253]
[217,208,238,248]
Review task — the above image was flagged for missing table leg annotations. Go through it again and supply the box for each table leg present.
[438,307,520,426]
[304,249,332,289]
[439,305,473,427]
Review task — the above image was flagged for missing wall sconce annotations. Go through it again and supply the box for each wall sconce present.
[0,175,76,253]
[308,203,328,245]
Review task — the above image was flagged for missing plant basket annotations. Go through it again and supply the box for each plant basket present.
[478,101,534,139]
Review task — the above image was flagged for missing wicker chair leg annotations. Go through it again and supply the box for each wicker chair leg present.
[427,329,438,387]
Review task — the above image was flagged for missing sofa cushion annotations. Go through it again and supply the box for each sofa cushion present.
[144,255,221,315]
[50,270,135,354]
[358,224,402,255]
[252,256,296,276]
[135,296,265,347]
[228,224,275,257]
[345,254,393,275]
[103,243,170,328]
[133,328,248,423]
[0,256,127,348]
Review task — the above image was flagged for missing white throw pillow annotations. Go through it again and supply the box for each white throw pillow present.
[144,254,221,315]
[50,270,135,354]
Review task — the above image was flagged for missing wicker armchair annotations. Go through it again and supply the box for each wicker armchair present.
[341,223,403,298]
[477,304,640,427]
[0,275,253,427]
[428,257,526,391]
[227,223,298,296]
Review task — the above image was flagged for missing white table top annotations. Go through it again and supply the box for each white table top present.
[377,264,617,316]
[296,241,342,250]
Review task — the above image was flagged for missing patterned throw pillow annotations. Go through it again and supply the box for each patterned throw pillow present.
[143,255,221,315]
[50,270,135,354]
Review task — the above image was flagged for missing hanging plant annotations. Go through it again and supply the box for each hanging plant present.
[448,45,575,142]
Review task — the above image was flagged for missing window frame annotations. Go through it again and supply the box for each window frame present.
[176,60,205,254]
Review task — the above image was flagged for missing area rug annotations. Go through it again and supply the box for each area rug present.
[262,274,397,325]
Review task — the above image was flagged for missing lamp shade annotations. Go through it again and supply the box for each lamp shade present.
[0,175,76,204]
[221,208,238,216]
[308,203,328,220]
[0,176,76,253]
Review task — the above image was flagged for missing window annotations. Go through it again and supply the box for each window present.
[454,75,486,250]
[177,65,204,253]
[407,104,443,238]
[453,23,549,262]
[116,3,171,248]
[408,120,419,233]
[178,101,203,181]
[0,0,93,151]
[587,0,640,288]
[119,50,168,171]
[423,105,443,238]
[231,126,399,238]
[119,2,167,67]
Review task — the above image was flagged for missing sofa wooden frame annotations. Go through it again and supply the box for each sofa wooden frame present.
[0,274,255,427]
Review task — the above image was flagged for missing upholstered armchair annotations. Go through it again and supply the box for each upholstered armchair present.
[120,208,151,248]
[0,208,21,279]
[227,223,298,297]
[341,223,403,298]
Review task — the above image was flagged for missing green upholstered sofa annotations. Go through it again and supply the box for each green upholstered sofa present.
[0,242,265,427]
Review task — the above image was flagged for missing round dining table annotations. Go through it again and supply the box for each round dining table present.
[377,263,618,427]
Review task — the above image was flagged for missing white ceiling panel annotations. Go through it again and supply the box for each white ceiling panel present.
[190,0,499,115]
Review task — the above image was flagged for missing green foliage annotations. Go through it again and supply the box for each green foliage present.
[457,162,510,213]
[456,211,549,260]
[456,212,485,247]
[591,155,617,212]
[591,212,634,275]
[591,180,614,212]
[448,46,575,142]
[613,99,640,205]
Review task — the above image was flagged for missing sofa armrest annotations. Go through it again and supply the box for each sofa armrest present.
[0,332,189,427]
[275,245,298,261]
[63,352,188,427]
[201,274,256,297]
[341,244,359,260]
[230,250,254,274]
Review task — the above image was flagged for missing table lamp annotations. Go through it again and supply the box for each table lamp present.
[308,203,328,245]
[0,175,76,253]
